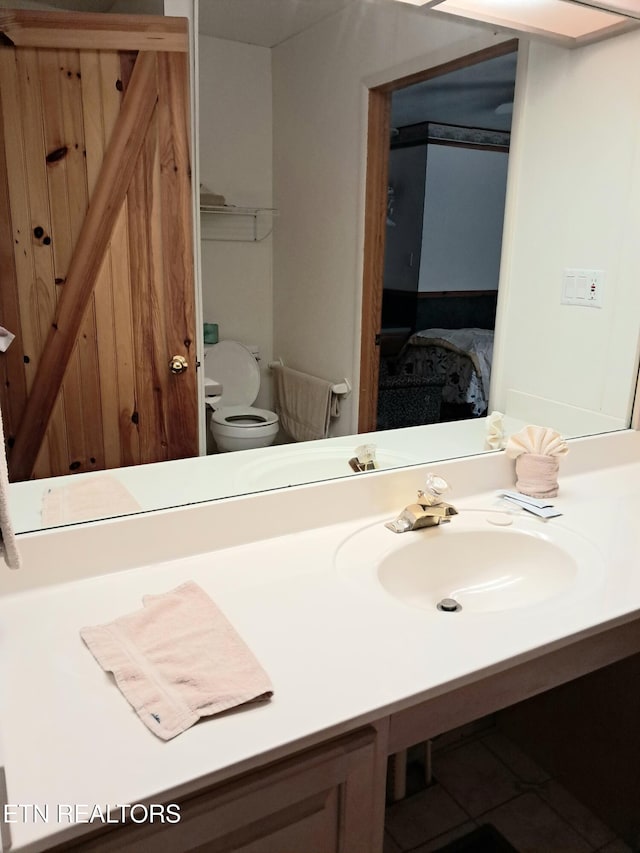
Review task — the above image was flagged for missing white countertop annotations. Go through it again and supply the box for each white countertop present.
[2,438,640,850]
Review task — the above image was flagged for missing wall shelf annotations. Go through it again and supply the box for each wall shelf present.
[199,205,278,242]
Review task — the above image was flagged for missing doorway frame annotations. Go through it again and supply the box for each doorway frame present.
[358,38,519,433]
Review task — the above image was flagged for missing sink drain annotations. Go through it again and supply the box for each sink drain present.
[437,597,462,613]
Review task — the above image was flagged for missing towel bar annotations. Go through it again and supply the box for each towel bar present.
[268,358,351,397]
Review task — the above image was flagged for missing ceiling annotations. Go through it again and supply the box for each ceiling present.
[391,50,518,132]
[197,0,517,129]
[198,0,355,47]
[0,0,364,46]
[3,0,516,130]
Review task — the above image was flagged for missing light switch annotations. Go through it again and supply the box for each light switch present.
[564,273,576,299]
[562,269,604,308]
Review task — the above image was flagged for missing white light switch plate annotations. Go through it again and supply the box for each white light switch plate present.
[562,268,604,308]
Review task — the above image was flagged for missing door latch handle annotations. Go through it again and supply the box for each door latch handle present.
[169,355,188,374]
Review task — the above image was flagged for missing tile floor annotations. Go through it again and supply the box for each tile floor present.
[384,728,633,853]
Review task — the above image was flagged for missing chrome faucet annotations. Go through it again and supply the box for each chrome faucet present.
[349,443,379,473]
[385,474,458,533]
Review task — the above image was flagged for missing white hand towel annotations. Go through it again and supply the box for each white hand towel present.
[273,364,337,442]
[0,402,20,569]
[81,581,273,741]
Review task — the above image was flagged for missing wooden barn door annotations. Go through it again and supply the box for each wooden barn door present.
[0,10,198,482]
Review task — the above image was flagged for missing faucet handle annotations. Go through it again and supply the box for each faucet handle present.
[348,443,379,473]
[355,443,377,466]
[418,473,451,506]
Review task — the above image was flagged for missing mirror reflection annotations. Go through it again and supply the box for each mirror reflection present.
[375,51,514,433]
[6,0,640,533]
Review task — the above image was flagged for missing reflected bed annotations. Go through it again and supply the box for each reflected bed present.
[399,327,494,416]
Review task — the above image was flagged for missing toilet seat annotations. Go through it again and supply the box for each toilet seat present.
[212,405,278,428]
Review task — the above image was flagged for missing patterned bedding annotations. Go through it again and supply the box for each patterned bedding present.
[399,328,494,416]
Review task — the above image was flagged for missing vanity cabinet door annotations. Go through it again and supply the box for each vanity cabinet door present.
[61,727,380,853]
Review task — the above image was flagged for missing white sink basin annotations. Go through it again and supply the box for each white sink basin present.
[235,445,417,491]
[335,512,604,614]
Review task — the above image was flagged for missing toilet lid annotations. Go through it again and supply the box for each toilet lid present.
[205,341,260,406]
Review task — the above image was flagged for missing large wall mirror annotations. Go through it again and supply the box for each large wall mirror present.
[5,0,640,533]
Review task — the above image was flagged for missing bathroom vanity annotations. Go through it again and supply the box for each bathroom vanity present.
[2,431,640,852]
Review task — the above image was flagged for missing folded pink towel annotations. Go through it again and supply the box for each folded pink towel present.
[80,581,273,741]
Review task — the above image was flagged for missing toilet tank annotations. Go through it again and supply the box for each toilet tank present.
[202,347,222,397]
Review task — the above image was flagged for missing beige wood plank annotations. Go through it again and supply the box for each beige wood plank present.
[60,47,105,474]
[110,205,140,468]
[17,49,59,358]
[128,102,171,465]
[59,50,89,257]
[113,50,145,468]
[0,49,44,397]
[79,48,122,470]
[34,394,66,479]
[358,87,389,433]
[119,50,136,92]
[13,47,67,475]
[81,50,141,470]
[0,11,188,53]
[0,49,55,480]
[108,52,139,468]
[156,52,198,461]
[80,50,104,198]
[39,46,88,478]
[39,49,73,282]
[9,49,159,481]
[0,78,27,446]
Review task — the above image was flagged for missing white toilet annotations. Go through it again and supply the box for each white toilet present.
[204,341,279,452]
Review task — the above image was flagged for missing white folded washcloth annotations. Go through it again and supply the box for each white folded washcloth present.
[484,411,506,451]
[505,424,569,459]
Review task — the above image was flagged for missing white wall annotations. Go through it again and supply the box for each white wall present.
[384,145,427,293]
[271,2,511,436]
[419,144,508,293]
[491,32,640,433]
[198,34,274,410]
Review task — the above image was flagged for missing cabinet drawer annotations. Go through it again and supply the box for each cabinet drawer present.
[55,727,378,853]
